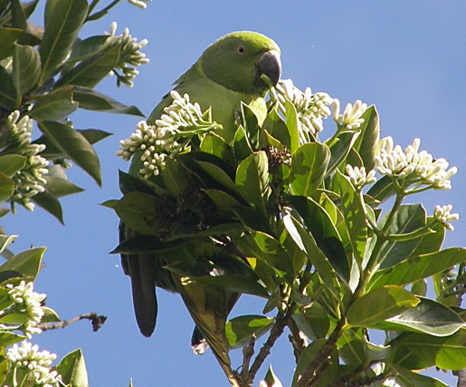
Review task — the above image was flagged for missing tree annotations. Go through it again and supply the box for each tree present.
[111,79,466,386]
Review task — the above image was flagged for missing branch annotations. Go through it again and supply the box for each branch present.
[38,312,107,332]
[287,317,306,362]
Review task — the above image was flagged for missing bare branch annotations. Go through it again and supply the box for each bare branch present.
[38,312,107,332]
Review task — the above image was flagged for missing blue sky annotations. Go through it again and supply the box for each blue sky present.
[3,1,466,386]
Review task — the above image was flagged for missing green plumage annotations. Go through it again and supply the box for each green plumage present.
[120,31,281,379]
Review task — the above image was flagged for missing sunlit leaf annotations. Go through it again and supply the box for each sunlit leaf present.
[351,105,380,171]
[0,155,26,177]
[57,349,89,387]
[347,285,419,326]
[0,247,45,280]
[114,192,160,235]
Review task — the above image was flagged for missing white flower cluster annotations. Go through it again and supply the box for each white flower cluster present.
[107,22,149,87]
[375,137,457,191]
[127,0,151,9]
[345,164,377,190]
[118,91,218,178]
[7,341,61,387]
[6,111,48,212]
[333,99,367,130]
[434,204,459,231]
[2,281,46,338]
[276,79,333,137]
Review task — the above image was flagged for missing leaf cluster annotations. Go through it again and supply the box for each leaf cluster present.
[0,0,144,223]
[111,93,465,387]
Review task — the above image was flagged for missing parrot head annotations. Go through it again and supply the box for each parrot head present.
[199,31,281,96]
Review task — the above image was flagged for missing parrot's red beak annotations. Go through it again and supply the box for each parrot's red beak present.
[254,50,281,91]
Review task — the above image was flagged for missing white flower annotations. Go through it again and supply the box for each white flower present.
[434,204,459,231]
[5,281,46,338]
[6,111,49,212]
[375,137,457,191]
[127,0,151,9]
[275,79,333,137]
[333,99,367,130]
[117,91,220,178]
[7,341,61,387]
[345,164,376,189]
[106,22,149,87]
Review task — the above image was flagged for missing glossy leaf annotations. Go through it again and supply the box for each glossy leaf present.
[161,157,188,196]
[233,126,253,162]
[0,247,45,280]
[225,315,274,349]
[0,66,19,109]
[36,128,112,159]
[284,99,300,154]
[29,86,78,121]
[338,330,369,367]
[390,364,448,387]
[197,160,239,195]
[32,191,64,224]
[333,171,367,263]
[378,204,426,269]
[72,86,144,116]
[39,0,88,81]
[351,105,380,171]
[368,248,466,290]
[325,130,359,175]
[0,235,17,255]
[0,26,41,61]
[57,349,89,387]
[293,302,329,341]
[55,42,120,88]
[203,189,243,217]
[292,339,326,387]
[290,142,330,196]
[264,108,290,150]
[235,151,269,215]
[372,297,464,336]
[43,174,84,198]
[285,214,340,293]
[367,175,396,204]
[12,44,40,95]
[347,285,419,326]
[390,330,466,370]
[0,155,26,177]
[241,102,261,150]
[0,172,15,202]
[37,120,101,185]
[287,195,349,282]
[114,192,160,235]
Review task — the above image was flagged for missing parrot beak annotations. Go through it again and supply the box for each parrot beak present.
[254,49,281,91]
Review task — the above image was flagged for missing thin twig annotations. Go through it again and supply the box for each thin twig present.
[287,317,306,362]
[247,314,288,385]
[239,336,255,384]
[38,312,107,332]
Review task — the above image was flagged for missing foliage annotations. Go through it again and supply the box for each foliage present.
[111,79,465,387]
[0,0,146,223]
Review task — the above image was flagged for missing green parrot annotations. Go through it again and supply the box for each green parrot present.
[120,31,281,381]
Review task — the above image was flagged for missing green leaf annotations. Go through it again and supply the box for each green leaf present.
[0,247,45,280]
[368,248,466,290]
[55,42,120,88]
[226,315,274,349]
[11,0,28,30]
[41,306,60,323]
[333,171,367,264]
[36,128,112,159]
[235,151,269,215]
[114,192,160,235]
[30,86,78,121]
[263,366,283,387]
[71,86,144,115]
[0,26,41,61]
[351,105,380,171]
[240,102,261,150]
[0,66,19,109]
[390,364,448,387]
[199,133,232,161]
[0,331,25,347]
[287,195,349,282]
[264,108,290,150]
[66,35,109,64]
[12,44,41,95]
[366,175,396,204]
[347,285,419,326]
[197,161,239,195]
[233,126,253,162]
[57,349,89,387]
[338,329,368,367]
[0,155,26,177]
[37,120,101,185]
[378,204,426,269]
[390,330,466,370]
[284,214,340,293]
[0,234,17,255]
[43,174,84,198]
[39,0,88,82]
[31,190,64,223]
[111,235,189,255]
[284,99,300,154]
[290,143,330,196]
[293,302,330,340]
[372,297,464,336]
[0,171,15,202]
[325,130,360,175]
[202,189,243,217]
[118,170,155,196]
[160,157,188,196]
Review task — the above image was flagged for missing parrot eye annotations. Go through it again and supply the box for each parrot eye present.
[235,45,247,56]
